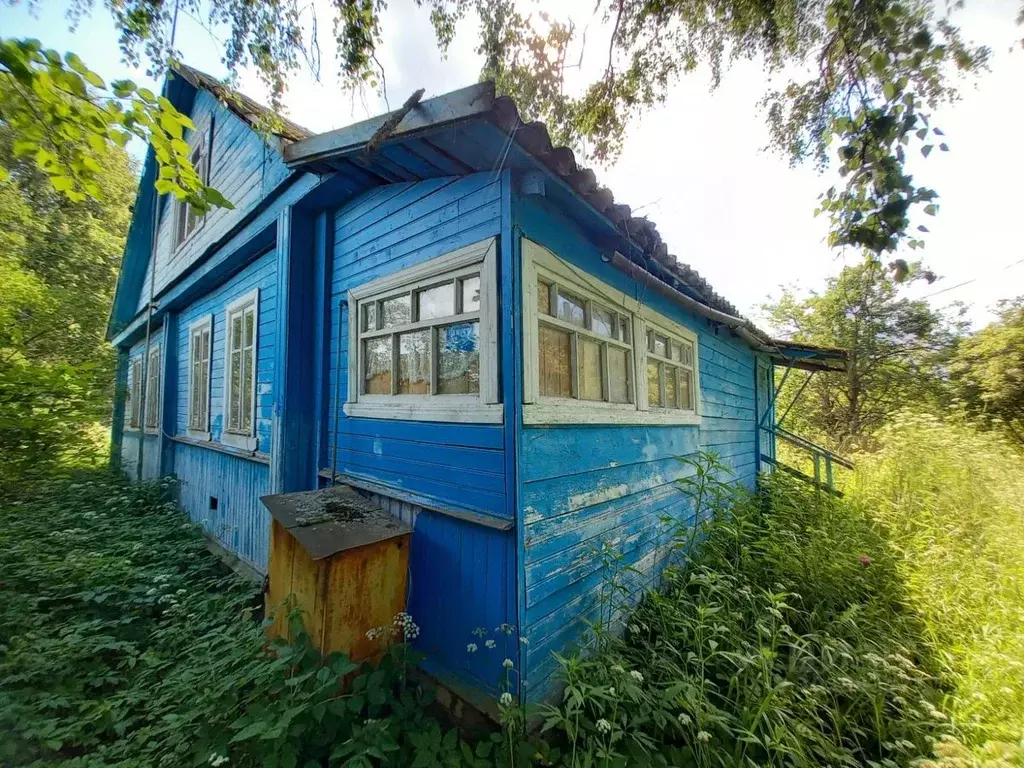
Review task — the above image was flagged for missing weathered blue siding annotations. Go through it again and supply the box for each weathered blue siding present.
[326,174,507,517]
[175,442,271,571]
[324,173,517,693]
[160,247,279,572]
[136,90,292,311]
[173,248,278,451]
[513,193,760,697]
[121,328,165,480]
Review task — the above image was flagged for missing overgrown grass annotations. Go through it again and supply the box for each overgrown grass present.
[0,472,509,767]
[850,412,1024,748]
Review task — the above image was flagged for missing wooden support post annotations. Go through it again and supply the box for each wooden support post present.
[824,455,834,491]
[813,453,821,489]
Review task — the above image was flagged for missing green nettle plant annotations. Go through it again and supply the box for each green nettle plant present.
[540,454,959,767]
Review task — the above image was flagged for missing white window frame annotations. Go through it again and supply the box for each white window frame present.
[144,343,162,433]
[173,122,212,250]
[222,289,259,450]
[344,237,501,424]
[522,238,701,426]
[643,320,698,414]
[187,315,213,440]
[128,356,142,429]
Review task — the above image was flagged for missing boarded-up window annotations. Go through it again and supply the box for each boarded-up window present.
[188,317,212,433]
[225,290,258,436]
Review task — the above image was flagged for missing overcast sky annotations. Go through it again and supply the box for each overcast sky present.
[4,0,1022,328]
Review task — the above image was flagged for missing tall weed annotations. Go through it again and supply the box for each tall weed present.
[850,413,1024,745]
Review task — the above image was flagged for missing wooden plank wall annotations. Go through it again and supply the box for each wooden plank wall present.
[324,174,518,692]
[513,194,759,698]
[136,90,291,311]
[325,174,507,518]
[175,441,271,572]
[172,248,278,451]
[359,491,517,692]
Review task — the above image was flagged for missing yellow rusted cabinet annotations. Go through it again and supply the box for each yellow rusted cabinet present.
[262,486,411,662]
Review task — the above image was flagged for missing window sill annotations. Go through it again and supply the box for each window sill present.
[344,400,504,424]
[187,429,212,442]
[221,431,259,451]
[170,434,270,464]
[523,402,702,427]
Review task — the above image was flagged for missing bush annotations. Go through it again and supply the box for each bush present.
[540,456,955,767]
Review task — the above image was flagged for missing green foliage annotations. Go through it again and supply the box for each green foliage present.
[0,97,137,489]
[949,298,1024,446]
[540,457,954,767]
[850,412,1024,745]
[0,38,233,211]
[762,259,963,450]
[0,471,481,767]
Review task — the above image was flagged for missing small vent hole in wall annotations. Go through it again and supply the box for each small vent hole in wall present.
[209,496,219,511]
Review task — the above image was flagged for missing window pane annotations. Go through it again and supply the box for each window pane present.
[461,276,481,313]
[618,317,631,344]
[556,289,585,327]
[417,282,455,320]
[438,322,480,394]
[591,305,614,338]
[653,333,668,357]
[244,308,255,347]
[681,341,694,366]
[665,366,678,409]
[680,370,693,410]
[241,348,253,431]
[398,331,430,394]
[362,302,377,332]
[578,338,603,401]
[608,347,630,403]
[537,281,551,316]
[539,324,572,398]
[381,295,411,328]
[231,314,242,350]
[229,351,241,429]
[670,342,682,362]
[647,362,661,407]
[363,337,392,395]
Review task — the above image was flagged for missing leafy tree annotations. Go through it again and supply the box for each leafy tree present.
[0,76,137,487]
[1,0,1018,255]
[762,260,963,450]
[950,298,1024,446]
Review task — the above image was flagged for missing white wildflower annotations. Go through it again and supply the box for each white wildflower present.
[146,588,158,597]
[502,658,514,669]
[467,643,478,653]
[608,687,615,697]
[519,636,529,646]
[485,639,496,649]
[208,754,229,767]
[677,713,691,726]
[630,670,644,683]
[697,730,712,743]
[610,664,625,675]
[596,719,612,734]
[499,692,513,707]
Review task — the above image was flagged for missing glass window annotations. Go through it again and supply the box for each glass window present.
[646,327,696,412]
[225,292,257,436]
[145,345,161,430]
[355,263,487,401]
[188,320,211,432]
[175,135,210,248]
[534,280,635,406]
[129,357,142,428]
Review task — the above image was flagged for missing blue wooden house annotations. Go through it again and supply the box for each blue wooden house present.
[107,63,846,704]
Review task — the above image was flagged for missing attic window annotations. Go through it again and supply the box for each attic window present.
[174,124,212,248]
[344,238,501,424]
[522,238,701,426]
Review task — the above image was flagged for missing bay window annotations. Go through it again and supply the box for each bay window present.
[345,238,500,423]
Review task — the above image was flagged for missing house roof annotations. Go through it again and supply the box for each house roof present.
[170,61,312,142]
